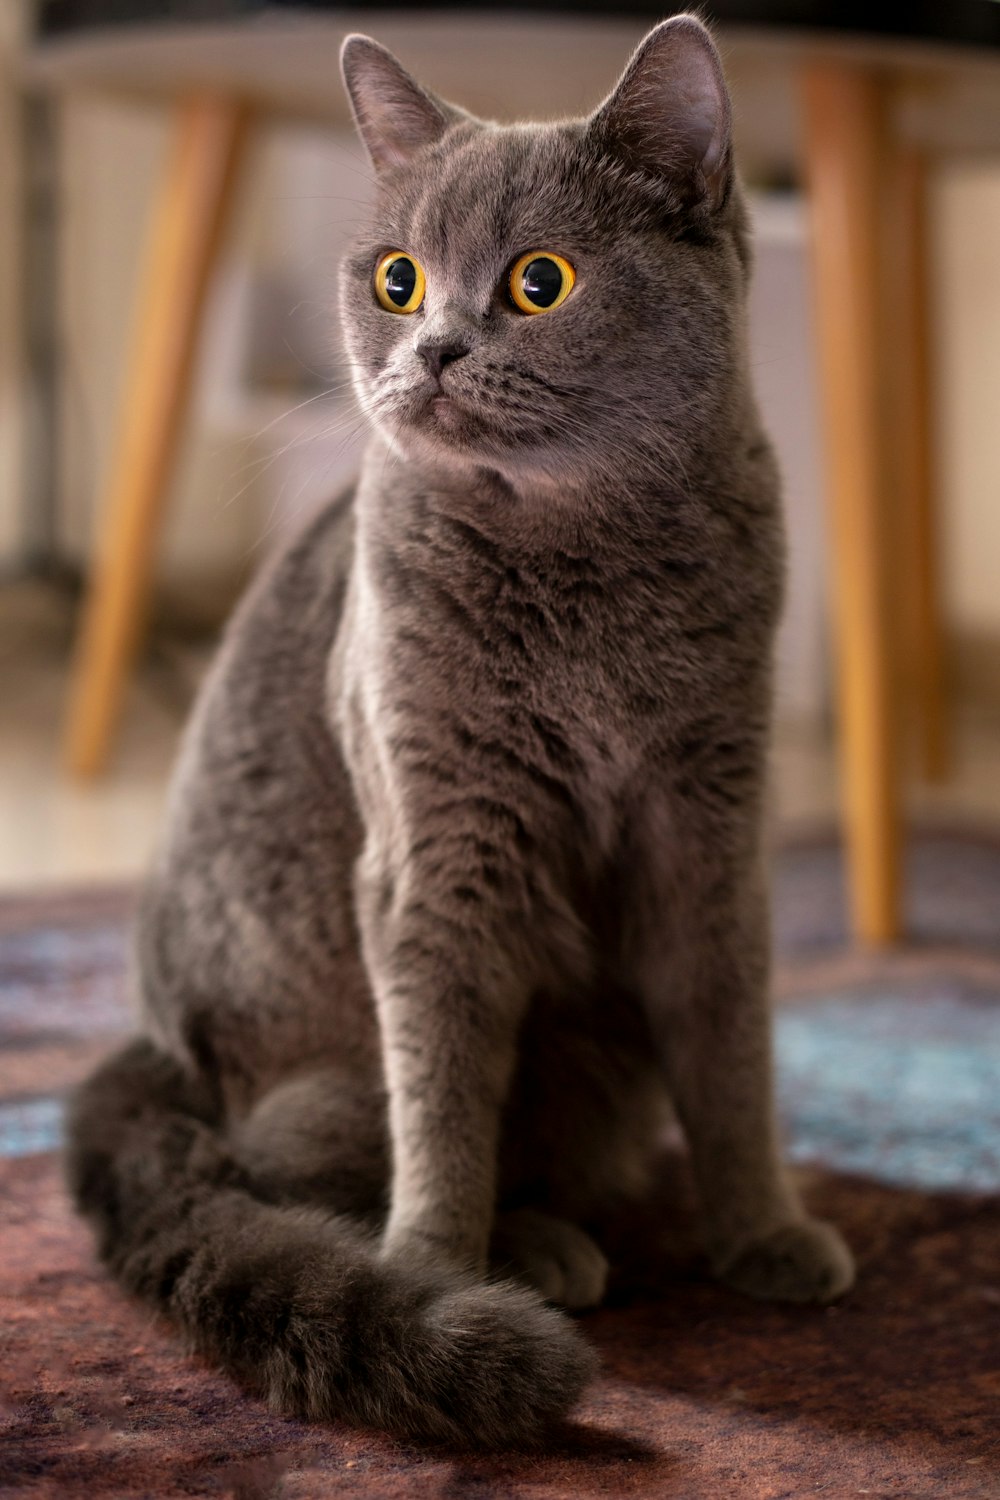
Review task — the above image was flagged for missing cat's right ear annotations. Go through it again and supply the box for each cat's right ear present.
[340,36,457,173]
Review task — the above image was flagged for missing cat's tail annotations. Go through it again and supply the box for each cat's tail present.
[65,1038,596,1447]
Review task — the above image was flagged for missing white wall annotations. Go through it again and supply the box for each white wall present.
[55,98,369,602]
[747,196,827,723]
[0,1,28,569]
[933,161,1000,639]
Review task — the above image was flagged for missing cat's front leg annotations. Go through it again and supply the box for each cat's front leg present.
[627,794,854,1304]
[356,848,534,1274]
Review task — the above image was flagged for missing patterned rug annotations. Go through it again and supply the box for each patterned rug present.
[1,829,999,1498]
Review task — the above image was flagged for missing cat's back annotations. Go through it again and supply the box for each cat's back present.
[136,486,373,1083]
[165,484,357,833]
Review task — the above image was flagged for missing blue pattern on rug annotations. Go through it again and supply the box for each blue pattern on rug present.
[2,847,999,1193]
[0,1097,65,1158]
[5,987,1000,1195]
[775,985,1000,1191]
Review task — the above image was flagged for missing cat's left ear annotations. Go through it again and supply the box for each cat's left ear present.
[341,35,460,173]
[588,15,732,210]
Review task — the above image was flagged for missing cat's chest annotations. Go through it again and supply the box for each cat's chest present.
[340,568,621,840]
[377,562,655,763]
[371,522,726,711]
[342,509,768,847]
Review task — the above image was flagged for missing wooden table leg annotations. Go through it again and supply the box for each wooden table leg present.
[63,93,251,778]
[885,143,950,784]
[801,65,902,946]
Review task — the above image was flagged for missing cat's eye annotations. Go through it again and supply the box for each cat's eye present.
[374,251,426,314]
[508,252,575,315]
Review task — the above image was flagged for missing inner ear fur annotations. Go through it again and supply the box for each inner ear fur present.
[589,15,733,209]
[340,35,461,172]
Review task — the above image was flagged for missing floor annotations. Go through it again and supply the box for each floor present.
[3,584,999,1495]
[4,834,1000,1495]
[3,579,1000,891]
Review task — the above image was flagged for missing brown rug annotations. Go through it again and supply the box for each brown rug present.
[1,831,999,1498]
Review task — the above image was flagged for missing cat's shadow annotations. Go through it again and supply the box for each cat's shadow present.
[404,1146,995,1488]
[438,1422,677,1499]
[578,1151,996,1484]
[424,1149,999,1496]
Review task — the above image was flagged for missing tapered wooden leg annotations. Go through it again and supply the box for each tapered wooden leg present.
[801,66,901,946]
[885,143,950,783]
[64,94,251,778]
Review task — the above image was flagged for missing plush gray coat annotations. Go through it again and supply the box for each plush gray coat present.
[67,15,853,1448]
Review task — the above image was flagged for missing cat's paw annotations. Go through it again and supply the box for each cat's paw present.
[492,1209,609,1310]
[717,1218,855,1304]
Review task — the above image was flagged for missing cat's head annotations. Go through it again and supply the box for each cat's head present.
[339,16,749,492]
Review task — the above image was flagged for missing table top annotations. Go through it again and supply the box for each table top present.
[35,0,1000,51]
[24,3,1000,163]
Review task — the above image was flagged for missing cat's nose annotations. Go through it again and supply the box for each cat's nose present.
[416,340,470,381]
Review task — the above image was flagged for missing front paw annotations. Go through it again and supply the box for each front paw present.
[492,1209,609,1310]
[717,1219,855,1304]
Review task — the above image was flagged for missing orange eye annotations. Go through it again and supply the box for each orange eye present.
[508,252,575,315]
[374,251,426,314]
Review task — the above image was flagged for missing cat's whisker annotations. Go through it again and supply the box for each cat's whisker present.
[245,383,350,443]
[248,410,371,557]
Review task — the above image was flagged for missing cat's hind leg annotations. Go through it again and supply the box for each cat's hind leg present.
[230,1068,390,1221]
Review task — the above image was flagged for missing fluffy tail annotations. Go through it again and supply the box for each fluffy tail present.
[65,1039,596,1446]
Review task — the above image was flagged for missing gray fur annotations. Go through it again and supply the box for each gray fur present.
[66,15,853,1448]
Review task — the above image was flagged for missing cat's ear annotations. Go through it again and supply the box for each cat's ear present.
[340,35,458,173]
[588,15,732,209]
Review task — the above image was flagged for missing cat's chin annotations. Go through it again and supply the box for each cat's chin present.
[397,392,496,462]
[389,419,574,498]
[426,393,466,432]
[384,393,562,491]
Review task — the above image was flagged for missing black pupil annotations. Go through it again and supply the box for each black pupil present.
[385,258,417,307]
[521,257,563,308]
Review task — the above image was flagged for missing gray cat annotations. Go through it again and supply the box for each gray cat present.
[67,15,853,1448]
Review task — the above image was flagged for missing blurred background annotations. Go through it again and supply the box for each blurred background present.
[3,19,1000,1484]
[1,1,999,914]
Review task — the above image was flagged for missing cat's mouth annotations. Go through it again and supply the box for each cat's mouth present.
[407,385,484,447]
[389,378,528,464]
